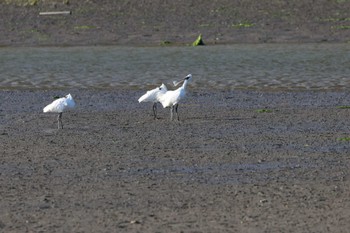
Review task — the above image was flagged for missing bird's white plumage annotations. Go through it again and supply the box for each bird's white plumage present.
[158,74,192,108]
[43,94,75,113]
[138,83,168,103]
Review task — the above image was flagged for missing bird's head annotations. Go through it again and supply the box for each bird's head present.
[159,83,167,91]
[65,94,73,99]
[173,74,192,87]
[184,74,192,81]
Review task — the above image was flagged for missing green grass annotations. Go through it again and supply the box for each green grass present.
[336,106,350,109]
[5,0,38,5]
[256,109,273,113]
[160,40,172,46]
[322,17,350,22]
[74,25,96,30]
[332,25,350,30]
[199,24,212,28]
[25,28,49,41]
[4,0,68,5]
[338,137,350,141]
[231,22,255,29]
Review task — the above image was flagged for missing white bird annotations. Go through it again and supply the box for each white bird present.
[158,74,192,121]
[43,93,76,129]
[138,83,168,119]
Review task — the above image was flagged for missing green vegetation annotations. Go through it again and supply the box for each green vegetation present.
[322,16,350,30]
[26,28,49,41]
[5,0,38,5]
[332,25,350,30]
[199,24,212,28]
[4,0,69,6]
[74,25,96,30]
[231,22,255,29]
[338,137,350,141]
[256,109,273,113]
[322,17,350,22]
[192,34,205,46]
[336,106,350,109]
[160,40,172,46]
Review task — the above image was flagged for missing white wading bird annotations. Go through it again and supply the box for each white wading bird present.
[158,74,192,121]
[138,83,168,119]
[43,94,76,129]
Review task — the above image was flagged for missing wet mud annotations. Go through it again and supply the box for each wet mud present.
[1,89,350,232]
[1,0,350,46]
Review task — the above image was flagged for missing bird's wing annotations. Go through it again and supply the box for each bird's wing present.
[158,90,177,108]
[138,88,159,103]
[43,98,66,113]
[160,87,186,108]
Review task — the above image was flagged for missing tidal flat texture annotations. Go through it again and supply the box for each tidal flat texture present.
[1,90,350,232]
[1,0,350,46]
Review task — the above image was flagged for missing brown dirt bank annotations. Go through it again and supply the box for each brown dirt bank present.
[1,89,350,232]
[1,0,350,47]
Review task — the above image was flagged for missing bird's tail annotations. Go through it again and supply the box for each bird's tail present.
[138,95,147,103]
[43,105,52,113]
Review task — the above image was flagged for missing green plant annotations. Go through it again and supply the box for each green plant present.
[74,25,96,30]
[5,0,38,5]
[322,17,350,22]
[338,137,350,141]
[231,22,255,29]
[332,25,350,30]
[336,106,350,109]
[192,34,205,46]
[256,109,273,113]
[160,40,172,46]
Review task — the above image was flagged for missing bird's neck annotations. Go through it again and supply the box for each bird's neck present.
[181,80,189,89]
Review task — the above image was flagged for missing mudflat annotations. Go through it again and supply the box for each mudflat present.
[1,1,350,232]
[1,0,350,46]
[1,89,350,232]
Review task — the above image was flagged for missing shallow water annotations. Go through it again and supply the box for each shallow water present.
[0,44,349,90]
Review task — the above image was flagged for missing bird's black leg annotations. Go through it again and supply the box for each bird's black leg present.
[57,112,63,129]
[153,103,157,119]
[175,104,179,121]
[170,105,174,121]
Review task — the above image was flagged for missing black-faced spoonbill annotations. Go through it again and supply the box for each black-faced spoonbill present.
[158,74,192,121]
[138,83,168,119]
[43,93,76,129]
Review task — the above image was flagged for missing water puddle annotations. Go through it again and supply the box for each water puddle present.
[1,44,349,90]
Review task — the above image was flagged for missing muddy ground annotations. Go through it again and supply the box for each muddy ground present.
[1,0,350,46]
[1,1,350,232]
[1,89,350,232]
